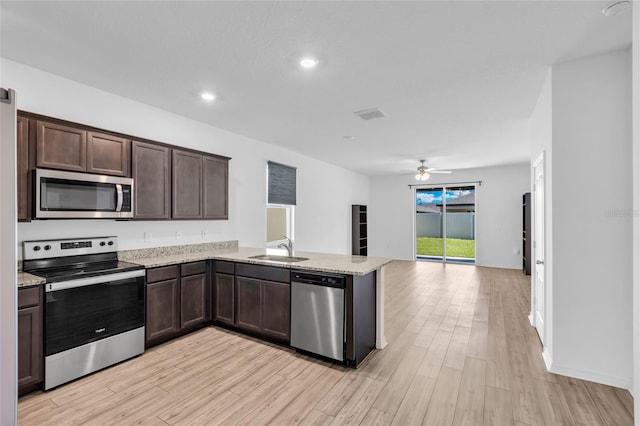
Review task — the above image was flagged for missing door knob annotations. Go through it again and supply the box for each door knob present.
[536,260,544,265]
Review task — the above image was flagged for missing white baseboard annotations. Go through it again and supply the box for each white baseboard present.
[528,313,534,327]
[548,362,632,390]
[542,347,552,371]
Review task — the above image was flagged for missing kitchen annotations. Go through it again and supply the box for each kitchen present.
[1,1,638,425]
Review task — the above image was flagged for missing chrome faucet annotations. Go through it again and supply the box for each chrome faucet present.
[277,236,294,257]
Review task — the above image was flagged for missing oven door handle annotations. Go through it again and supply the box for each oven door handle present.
[45,269,145,292]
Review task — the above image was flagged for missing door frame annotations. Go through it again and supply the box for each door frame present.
[413,184,477,263]
[531,152,549,356]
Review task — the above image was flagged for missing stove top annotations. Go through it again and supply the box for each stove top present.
[22,236,144,283]
[30,260,144,283]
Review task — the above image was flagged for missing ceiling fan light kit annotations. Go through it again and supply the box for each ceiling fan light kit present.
[413,159,452,181]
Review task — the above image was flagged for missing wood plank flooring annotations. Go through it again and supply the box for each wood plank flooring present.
[19,261,634,425]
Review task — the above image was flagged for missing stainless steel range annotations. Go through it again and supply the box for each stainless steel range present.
[22,236,145,390]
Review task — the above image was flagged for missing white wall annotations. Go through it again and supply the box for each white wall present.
[530,70,553,362]
[548,48,632,389]
[1,59,370,257]
[369,163,530,269]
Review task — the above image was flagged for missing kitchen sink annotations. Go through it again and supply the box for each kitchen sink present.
[249,254,309,263]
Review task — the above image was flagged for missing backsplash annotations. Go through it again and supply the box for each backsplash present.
[118,240,238,261]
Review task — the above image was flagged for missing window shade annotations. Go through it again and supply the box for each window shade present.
[268,161,297,205]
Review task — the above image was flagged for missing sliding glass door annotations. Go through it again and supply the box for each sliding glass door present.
[415,185,476,263]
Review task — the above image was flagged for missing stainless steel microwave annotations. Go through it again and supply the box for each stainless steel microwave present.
[35,169,134,219]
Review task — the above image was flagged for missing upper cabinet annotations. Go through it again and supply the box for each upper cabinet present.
[36,120,130,177]
[19,111,230,221]
[203,155,228,220]
[172,150,203,219]
[86,131,130,176]
[172,149,229,220]
[132,141,171,220]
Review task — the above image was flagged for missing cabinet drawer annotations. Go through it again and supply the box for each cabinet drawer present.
[147,265,178,283]
[236,263,289,283]
[18,287,40,309]
[215,261,235,275]
[181,261,207,277]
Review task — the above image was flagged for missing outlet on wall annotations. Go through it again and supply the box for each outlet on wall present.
[144,232,152,242]
[176,231,182,240]
[201,230,207,240]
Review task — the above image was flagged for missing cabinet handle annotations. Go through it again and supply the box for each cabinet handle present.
[536,260,544,265]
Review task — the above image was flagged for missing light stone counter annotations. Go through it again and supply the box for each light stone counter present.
[127,246,392,276]
[18,272,46,288]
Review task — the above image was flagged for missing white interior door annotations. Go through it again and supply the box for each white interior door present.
[533,154,545,344]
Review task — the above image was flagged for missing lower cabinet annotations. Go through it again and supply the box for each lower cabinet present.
[145,261,209,347]
[18,286,43,395]
[220,263,290,343]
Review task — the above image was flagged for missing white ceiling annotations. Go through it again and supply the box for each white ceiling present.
[0,1,631,176]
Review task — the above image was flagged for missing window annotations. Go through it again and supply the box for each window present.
[266,161,296,248]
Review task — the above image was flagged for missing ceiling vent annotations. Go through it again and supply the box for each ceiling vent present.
[354,108,385,121]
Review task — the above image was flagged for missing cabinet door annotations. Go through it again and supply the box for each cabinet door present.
[215,273,235,325]
[86,131,130,176]
[235,276,262,332]
[36,120,87,172]
[146,279,180,343]
[132,141,171,219]
[172,150,202,219]
[17,116,30,221]
[261,280,290,342]
[180,273,208,329]
[18,305,42,393]
[203,155,228,220]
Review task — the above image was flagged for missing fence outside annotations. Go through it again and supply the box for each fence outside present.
[416,212,475,240]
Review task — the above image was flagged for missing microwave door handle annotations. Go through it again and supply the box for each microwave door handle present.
[115,184,123,212]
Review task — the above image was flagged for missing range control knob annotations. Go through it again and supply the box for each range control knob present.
[100,241,106,247]
[44,245,51,251]
[33,245,41,252]
[108,241,114,246]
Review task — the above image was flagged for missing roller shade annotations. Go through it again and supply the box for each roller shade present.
[268,161,297,205]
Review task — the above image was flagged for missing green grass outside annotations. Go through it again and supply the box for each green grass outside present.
[416,237,475,258]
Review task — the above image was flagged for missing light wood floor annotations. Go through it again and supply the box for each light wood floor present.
[19,261,634,425]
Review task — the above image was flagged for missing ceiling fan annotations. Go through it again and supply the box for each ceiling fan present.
[414,159,452,181]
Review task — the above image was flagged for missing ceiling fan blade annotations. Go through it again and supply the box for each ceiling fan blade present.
[430,170,452,174]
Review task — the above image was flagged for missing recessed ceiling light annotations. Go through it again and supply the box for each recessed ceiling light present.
[343,135,355,141]
[300,57,318,69]
[201,92,216,101]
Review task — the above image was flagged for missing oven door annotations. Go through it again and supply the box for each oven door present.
[44,270,145,356]
[35,169,133,219]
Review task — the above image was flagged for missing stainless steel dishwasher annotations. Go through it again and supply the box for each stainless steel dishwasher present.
[290,270,345,361]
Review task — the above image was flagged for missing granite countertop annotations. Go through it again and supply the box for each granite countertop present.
[18,272,46,288]
[128,247,393,276]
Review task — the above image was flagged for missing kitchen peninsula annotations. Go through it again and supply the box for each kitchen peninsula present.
[120,242,392,354]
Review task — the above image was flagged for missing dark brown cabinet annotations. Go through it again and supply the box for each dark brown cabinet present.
[18,286,42,395]
[146,269,180,343]
[86,131,130,177]
[261,280,291,341]
[214,261,235,326]
[234,263,290,343]
[180,263,209,329]
[352,205,367,256]
[17,115,30,221]
[203,156,229,220]
[145,262,210,347]
[236,276,262,333]
[36,120,87,172]
[36,120,130,177]
[132,141,171,219]
[172,150,229,220]
[172,150,203,219]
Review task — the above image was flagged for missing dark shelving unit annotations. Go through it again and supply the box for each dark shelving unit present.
[352,205,367,256]
[523,192,531,275]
